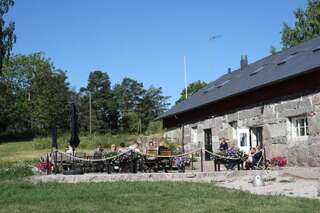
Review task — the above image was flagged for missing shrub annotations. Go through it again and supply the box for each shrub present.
[0,165,33,180]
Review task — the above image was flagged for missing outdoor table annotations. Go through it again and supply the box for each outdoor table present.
[213,157,243,171]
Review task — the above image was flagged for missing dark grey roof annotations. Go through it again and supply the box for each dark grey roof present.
[159,35,320,119]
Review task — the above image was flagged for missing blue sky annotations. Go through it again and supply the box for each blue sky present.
[6,0,307,105]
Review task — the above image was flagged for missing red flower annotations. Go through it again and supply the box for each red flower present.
[36,161,53,172]
[271,156,287,167]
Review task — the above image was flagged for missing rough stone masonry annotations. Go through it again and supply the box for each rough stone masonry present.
[165,91,320,166]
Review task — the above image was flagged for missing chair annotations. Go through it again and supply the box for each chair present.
[252,149,265,170]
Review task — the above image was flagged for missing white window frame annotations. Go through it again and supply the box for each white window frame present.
[291,116,309,138]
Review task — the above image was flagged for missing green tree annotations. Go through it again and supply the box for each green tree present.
[0,53,70,139]
[281,0,320,48]
[28,55,70,135]
[139,86,169,132]
[113,78,145,132]
[0,0,15,73]
[122,112,140,134]
[117,77,145,113]
[79,71,111,134]
[270,45,277,55]
[176,80,207,104]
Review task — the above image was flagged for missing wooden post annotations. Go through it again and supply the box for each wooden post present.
[54,150,57,174]
[200,148,204,172]
[46,154,49,175]
[191,153,194,170]
[181,124,185,153]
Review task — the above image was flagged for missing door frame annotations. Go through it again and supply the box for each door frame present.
[204,129,212,161]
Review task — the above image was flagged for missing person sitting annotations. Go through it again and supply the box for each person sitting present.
[118,142,128,153]
[65,145,75,155]
[110,144,118,153]
[93,144,104,159]
[225,143,237,170]
[219,137,228,152]
[227,143,237,157]
[252,145,263,167]
[245,147,256,169]
[129,141,141,152]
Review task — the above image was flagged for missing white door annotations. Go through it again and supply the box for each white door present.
[237,128,250,153]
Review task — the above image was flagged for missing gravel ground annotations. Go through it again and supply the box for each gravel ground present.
[213,169,320,199]
[30,167,320,199]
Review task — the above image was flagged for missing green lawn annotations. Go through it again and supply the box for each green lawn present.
[0,134,138,165]
[0,141,320,213]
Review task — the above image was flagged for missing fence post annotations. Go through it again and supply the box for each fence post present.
[191,153,194,170]
[54,150,57,174]
[200,148,204,172]
[46,154,50,175]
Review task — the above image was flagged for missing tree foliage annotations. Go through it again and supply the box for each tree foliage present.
[79,75,169,135]
[270,45,277,55]
[0,53,70,139]
[176,80,207,104]
[282,0,320,48]
[0,0,15,73]
[79,71,111,133]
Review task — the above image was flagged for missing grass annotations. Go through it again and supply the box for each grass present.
[0,134,139,164]
[0,140,319,213]
[32,133,139,150]
[0,173,319,213]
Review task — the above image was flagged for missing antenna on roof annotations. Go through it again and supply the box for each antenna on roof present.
[209,34,222,41]
[184,56,188,100]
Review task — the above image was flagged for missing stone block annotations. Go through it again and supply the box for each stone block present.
[238,110,251,120]
[308,114,320,136]
[266,144,288,159]
[275,101,298,113]
[287,146,309,166]
[227,112,238,123]
[271,136,287,144]
[262,106,275,120]
[312,94,320,105]
[202,118,214,129]
[307,137,320,166]
[246,116,263,127]
[268,122,287,138]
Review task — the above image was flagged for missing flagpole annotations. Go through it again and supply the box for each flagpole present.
[184,56,188,100]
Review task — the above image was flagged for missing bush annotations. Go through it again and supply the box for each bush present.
[0,165,33,180]
[164,138,177,153]
[33,134,69,150]
[146,121,163,135]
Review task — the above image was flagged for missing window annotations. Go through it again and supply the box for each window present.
[216,79,231,88]
[292,116,309,137]
[249,66,264,76]
[312,46,320,53]
[277,55,295,65]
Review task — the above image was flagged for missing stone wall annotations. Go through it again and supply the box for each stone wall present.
[164,92,320,166]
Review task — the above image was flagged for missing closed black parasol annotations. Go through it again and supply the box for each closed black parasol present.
[51,127,58,149]
[69,103,80,148]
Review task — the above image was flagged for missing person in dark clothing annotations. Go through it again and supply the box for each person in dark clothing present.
[219,137,229,152]
[252,145,263,167]
[93,144,104,159]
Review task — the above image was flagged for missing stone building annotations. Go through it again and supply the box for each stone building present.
[159,36,320,166]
